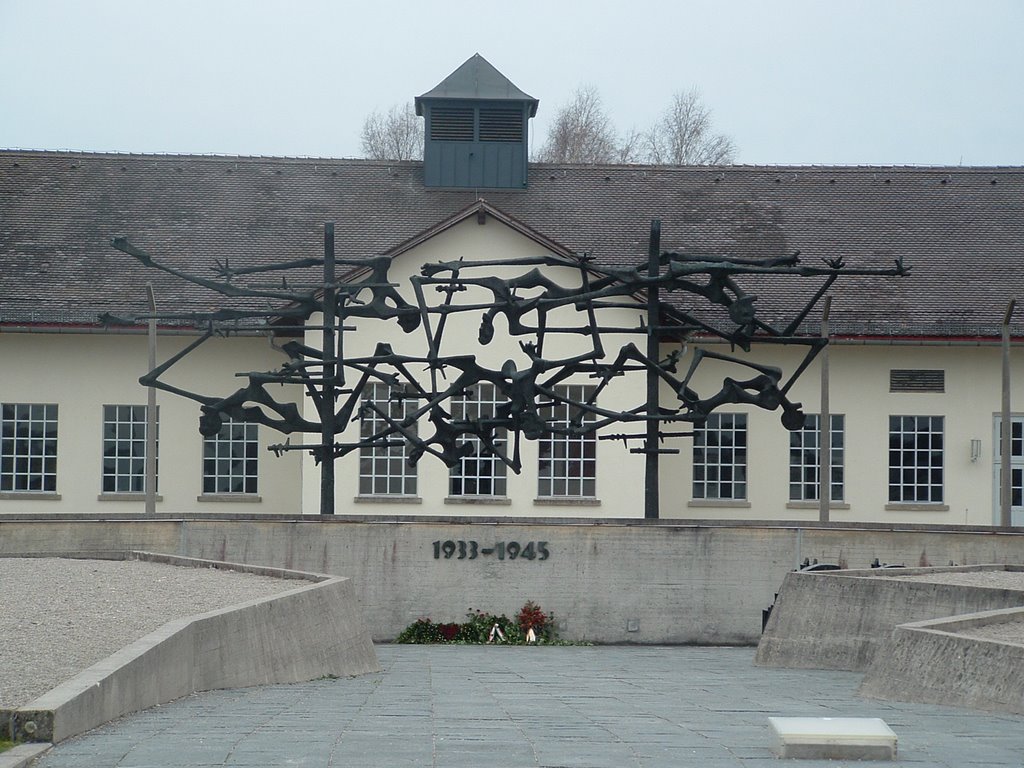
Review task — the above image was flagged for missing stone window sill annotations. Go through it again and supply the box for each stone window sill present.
[0,492,61,501]
[354,495,422,504]
[786,501,851,510]
[98,493,164,502]
[444,496,512,506]
[197,494,262,503]
[533,497,601,506]
[884,503,950,512]
[687,499,752,508]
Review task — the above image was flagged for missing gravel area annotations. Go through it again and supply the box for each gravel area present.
[958,618,1024,644]
[889,569,1024,590]
[0,558,300,709]
[891,569,1024,644]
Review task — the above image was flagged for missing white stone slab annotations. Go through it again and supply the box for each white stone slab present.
[768,716,897,760]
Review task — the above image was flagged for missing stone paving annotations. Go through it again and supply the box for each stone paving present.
[29,645,1024,768]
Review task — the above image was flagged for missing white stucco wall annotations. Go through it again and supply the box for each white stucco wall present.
[0,332,302,514]
[658,341,1023,526]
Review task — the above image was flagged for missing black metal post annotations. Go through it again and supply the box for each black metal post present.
[644,219,662,519]
[321,223,336,515]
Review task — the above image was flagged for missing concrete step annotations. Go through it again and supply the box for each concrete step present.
[768,716,897,760]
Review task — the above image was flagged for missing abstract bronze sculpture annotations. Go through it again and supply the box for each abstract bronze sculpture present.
[109,221,906,515]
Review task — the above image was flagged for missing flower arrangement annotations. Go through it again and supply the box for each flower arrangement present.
[395,602,561,644]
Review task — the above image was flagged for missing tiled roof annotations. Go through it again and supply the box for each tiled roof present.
[1,150,1022,337]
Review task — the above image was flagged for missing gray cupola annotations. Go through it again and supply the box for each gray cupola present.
[415,54,538,189]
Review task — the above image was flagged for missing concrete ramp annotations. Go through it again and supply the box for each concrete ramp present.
[859,607,1024,715]
[755,565,1024,671]
[2,553,378,744]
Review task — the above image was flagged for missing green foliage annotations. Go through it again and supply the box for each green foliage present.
[395,603,561,645]
[0,739,14,753]
[458,609,521,644]
[395,618,444,644]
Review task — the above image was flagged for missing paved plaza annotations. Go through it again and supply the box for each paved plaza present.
[29,645,1024,768]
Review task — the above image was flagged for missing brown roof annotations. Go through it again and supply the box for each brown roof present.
[1,150,1022,337]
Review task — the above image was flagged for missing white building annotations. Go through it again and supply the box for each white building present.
[2,56,1022,525]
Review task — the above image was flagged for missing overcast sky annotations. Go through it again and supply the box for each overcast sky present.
[2,0,1022,166]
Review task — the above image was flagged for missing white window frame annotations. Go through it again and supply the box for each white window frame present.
[992,415,1024,523]
[202,418,258,495]
[789,414,844,502]
[888,415,944,504]
[1,403,58,493]
[449,383,507,497]
[102,404,156,494]
[359,382,418,497]
[538,384,597,498]
[693,412,747,501]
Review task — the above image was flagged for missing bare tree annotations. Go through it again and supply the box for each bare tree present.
[644,88,736,165]
[535,86,619,164]
[360,103,423,161]
[616,126,645,164]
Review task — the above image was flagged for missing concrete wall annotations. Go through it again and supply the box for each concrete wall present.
[4,516,1024,644]
[3,553,378,744]
[755,566,1024,671]
[859,607,1024,715]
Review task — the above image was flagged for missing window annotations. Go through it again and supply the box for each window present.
[994,417,1023,509]
[449,383,507,497]
[538,384,597,497]
[202,418,258,495]
[888,415,943,503]
[1,403,58,492]
[693,413,747,500]
[789,414,845,502]
[359,383,418,496]
[102,405,156,494]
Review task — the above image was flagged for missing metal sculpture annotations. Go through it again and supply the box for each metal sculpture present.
[109,221,906,515]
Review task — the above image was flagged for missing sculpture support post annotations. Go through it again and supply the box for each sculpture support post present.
[818,296,831,523]
[644,219,662,520]
[321,223,337,515]
[1000,299,1016,527]
[145,283,157,516]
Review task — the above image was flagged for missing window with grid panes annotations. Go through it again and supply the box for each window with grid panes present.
[789,414,844,502]
[359,383,418,496]
[1,403,58,492]
[202,419,258,494]
[449,383,507,497]
[102,405,157,493]
[888,415,943,503]
[996,417,1023,507]
[538,384,597,497]
[693,413,747,500]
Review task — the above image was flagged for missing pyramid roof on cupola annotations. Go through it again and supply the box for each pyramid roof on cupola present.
[415,53,538,116]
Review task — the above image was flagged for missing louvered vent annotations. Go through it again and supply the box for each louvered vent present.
[890,369,945,393]
[479,108,522,142]
[430,107,474,141]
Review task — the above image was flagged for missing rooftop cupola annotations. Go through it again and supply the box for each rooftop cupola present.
[415,54,538,189]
